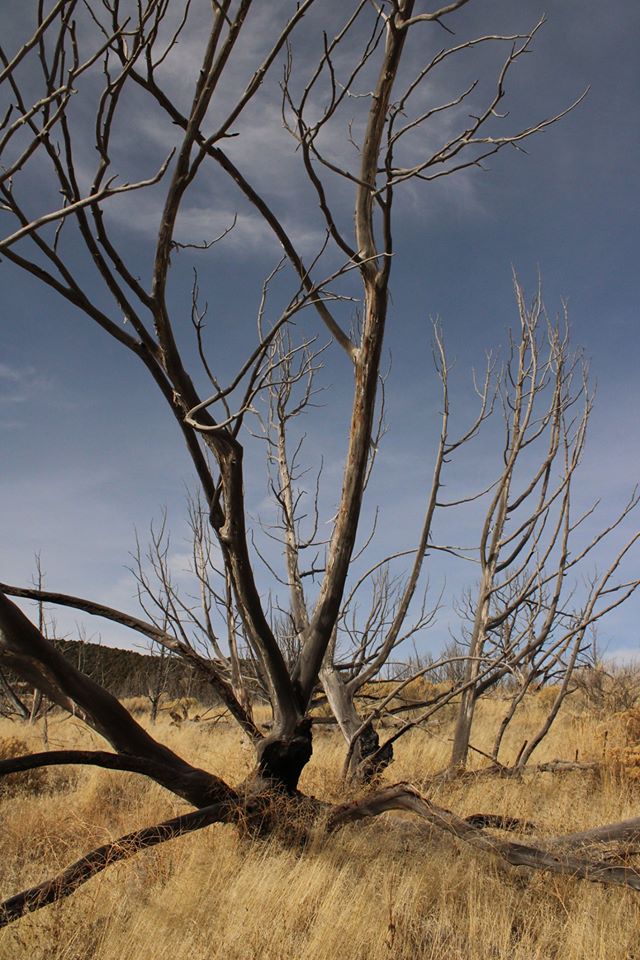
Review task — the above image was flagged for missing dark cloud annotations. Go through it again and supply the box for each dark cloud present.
[1,1,638,655]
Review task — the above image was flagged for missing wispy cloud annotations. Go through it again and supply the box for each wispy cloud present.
[0,363,52,418]
[0,363,24,383]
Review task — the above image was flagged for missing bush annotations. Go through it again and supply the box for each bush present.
[574,664,640,715]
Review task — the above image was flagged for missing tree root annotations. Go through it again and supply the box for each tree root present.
[325,783,640,891]
[463,813,537,833]
[2,777,639,929]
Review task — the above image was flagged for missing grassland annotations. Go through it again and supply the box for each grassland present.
[2,693,640,960]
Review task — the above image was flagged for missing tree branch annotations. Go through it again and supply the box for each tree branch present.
[0,592,235,807]
[0,800,235,928]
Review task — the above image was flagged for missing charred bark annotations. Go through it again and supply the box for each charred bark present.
[347,722,393,783]
[254,717,313,794]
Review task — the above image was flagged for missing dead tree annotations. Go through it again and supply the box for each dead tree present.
[337,298,640,777]
[132,496,260,721]
[1,0,639,925]
[256,323,493,779]
[447,289,640,770]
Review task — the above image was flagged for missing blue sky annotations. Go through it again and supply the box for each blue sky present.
[1,0,638,661]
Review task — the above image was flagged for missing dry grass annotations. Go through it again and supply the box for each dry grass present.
[1,695,640,960]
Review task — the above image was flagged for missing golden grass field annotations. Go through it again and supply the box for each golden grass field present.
[2,693,640,960]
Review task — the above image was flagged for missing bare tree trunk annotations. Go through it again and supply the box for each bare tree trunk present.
[320,666,392,782]
[450,570,493,768]
[29,689,43,725]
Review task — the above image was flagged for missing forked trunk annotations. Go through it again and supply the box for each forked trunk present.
[254,717,313,794]
[321,667,393,783]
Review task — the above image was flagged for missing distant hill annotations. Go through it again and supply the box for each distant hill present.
[5,638,221,705]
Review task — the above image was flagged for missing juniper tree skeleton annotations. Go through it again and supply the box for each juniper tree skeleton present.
[1,0,639,925]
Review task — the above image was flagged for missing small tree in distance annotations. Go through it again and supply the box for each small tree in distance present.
[1,0,640,924]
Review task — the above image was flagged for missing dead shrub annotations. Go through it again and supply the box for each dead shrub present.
[575,664,640,716]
